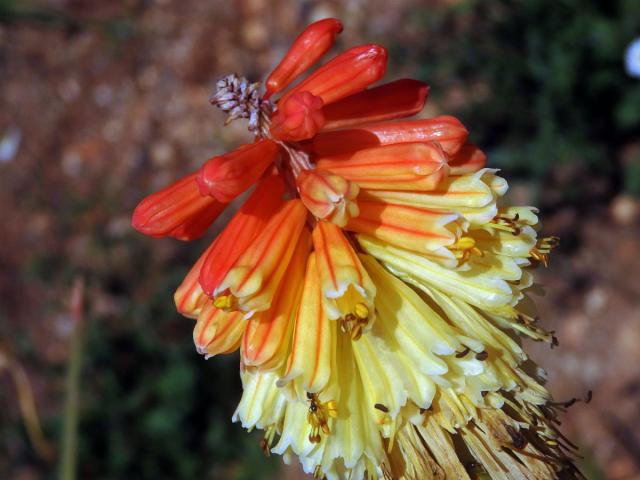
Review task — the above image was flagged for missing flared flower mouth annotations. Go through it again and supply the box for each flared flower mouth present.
[132,18,581,480]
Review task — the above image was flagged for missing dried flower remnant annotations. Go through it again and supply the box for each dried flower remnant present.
[132,17,581,480]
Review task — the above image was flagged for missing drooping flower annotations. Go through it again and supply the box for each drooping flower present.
[132,18,582,480]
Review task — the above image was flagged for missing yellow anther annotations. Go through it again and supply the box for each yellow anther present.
[451,236,483,263]
[354,302,369,320]
[453,236,476,250]
[213,294,236,311]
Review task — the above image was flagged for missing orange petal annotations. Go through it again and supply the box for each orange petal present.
[297,169,359,227]
[241,229,311,371]
[312,221,376,323]
[214,199,308,317]
[449,144,487,175]
[311,115,468,157]
[322,79,429,130]
[199,175,286,298]
[270,91,325,142]
[196,139,279,203]
[279,252,334,393]
[279,44,387,106]
[265,18,343,97]
[345,199,459,253]
[132,172,225,241]
[193,303,245,357]
[174,240,217,318]
[316,142,449,191]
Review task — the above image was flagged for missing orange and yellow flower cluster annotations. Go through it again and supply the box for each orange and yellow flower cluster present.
[133,19,580,480]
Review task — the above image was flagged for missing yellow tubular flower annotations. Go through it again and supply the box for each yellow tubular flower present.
[312,221,376,339]
[133,18,580,480]
[279,253,335,396]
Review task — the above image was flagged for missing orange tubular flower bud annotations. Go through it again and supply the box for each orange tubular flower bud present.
[280,44,388,106]
[174,240,217,318]
[316,142,449,191]
[193,303,245,358]
[449,144,487,175]
[345,199,459,254]
[196,139,279,203]
[199,175,286,298]
[311,116,469,157]
[241,229,311,371]
[297,169,359,227]
[265,18,343,97]
[132,172,226,241]
[270,91,325,142]
[322,79,429,130]
[213,199,308,317]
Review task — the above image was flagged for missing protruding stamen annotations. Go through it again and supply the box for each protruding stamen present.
[306,392,338,444]
[490,213,523,235]
[530,236,560,267]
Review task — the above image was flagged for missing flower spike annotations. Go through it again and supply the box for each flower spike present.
[322,79,429,130]
[132,172,226,241]
[196,139,279,203]
[270,91,325,142]
[133,17,581,480]
[280,44,388,106]
[265,18,343,97]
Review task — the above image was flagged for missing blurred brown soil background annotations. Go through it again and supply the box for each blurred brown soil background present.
[1,1,639,479]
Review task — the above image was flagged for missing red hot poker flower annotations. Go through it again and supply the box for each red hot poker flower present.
[132,17,577,480]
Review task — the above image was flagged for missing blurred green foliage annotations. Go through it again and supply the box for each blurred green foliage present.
[404,0,640,197]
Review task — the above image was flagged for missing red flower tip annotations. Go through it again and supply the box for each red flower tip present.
[280,44,388,107]
[270,91,325,142]
[132,173,225,241]
[265,18,343,97]
[196,139,279,203]
[322,79,429,130]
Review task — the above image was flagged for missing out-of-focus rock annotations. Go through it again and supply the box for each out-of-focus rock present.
[610,194,639,226]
